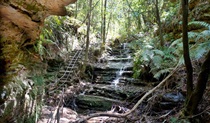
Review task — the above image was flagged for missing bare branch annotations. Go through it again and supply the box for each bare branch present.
[74,63,179,123]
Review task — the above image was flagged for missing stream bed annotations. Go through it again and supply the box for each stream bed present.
[72,43,185,116]
[38,43,185,123]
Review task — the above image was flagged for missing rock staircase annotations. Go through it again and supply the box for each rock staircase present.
[73,43,185,116]
[74,43,148,112]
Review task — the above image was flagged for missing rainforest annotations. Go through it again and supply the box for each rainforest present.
[0,0,209,123]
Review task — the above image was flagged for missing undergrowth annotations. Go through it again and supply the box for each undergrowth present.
[132,21,210,81]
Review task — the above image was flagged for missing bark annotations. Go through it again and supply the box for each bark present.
[182,0,210,117]
[184,50,210,115]
[85,0,92,64]
[101,0,107,51]
[155,0,164,47]
[182,0,193,97]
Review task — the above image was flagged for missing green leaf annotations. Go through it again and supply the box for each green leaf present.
[32,76,44,86]
[42,39,54,44]
[154,68,172,79]
[169,38,182,48]
[153,55,162,69]
[189,21,210,30]
[153,49,165,56]
[194,46,206,60]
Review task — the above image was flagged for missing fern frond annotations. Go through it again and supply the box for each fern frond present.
[178,56,185,65]
[191,40,210,60]
[188,32,199,39]
[194,46,206,60]
[153,49,165,56]
[169,38,182,48]
[188,21,210,30]
[153,68,173,79]
[200,30,210,38]
[152,55,163,69]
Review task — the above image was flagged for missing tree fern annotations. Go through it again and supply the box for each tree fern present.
[133,42,178,80]
[153,49,165,56]
[194,46,207,60]
[188,21,210,30]
[152,55,163,69]
[188,32,198,39]
[153,68,173,79]
[189,21,210,60]
[169,38,182,48]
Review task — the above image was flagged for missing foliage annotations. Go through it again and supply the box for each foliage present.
[171,21,210,60]
[170,117,190,123]
[34,28,55,60]
[35,15,86,60]
[0,70,45,123]
[132,37,178,80]
[132,21,210,80]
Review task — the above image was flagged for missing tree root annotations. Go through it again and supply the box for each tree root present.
[74,64,179,123]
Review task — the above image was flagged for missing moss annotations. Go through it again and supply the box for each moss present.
[25,3,41,12]
[14,1,44,13]
[76,95,113,111]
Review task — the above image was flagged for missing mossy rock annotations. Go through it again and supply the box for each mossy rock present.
[76,95,121,111]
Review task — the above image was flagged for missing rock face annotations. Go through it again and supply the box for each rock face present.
[0,0,77,83]
[0,0,76,122]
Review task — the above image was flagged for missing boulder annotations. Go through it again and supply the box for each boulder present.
[76,95,122,111]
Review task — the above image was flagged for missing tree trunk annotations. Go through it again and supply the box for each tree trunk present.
[84,0,92,65]
[101,0,103,41]
[101,0,107,51]
[106,10,112,39]
[155,0,164,47]
[184,50,210,116]
[182,0,193,98]
[75,1,78,19]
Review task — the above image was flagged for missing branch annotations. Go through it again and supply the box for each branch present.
[74,64,179,123]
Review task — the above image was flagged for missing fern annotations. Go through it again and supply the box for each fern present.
[188,32,198,39]
[133,21,210,80]
[133,42,178,80]
[188,21,210,30]
[169,38,182,48]
[189,22,210,60]
[153,55,162,69]
[153,49,165,56]
[154,68,173,79]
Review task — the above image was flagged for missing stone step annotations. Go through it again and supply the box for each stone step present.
[94,71,133,79]
[108,57,133,62]
[95,77,137,85]
[110,49,133,55]
[94,81,112,84]
[83,84,148,101]
[75,95,122,111]
[94,66,133,71]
